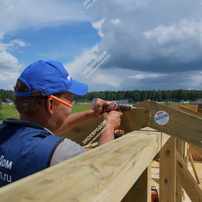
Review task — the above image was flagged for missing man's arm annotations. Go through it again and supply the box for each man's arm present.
[55,98,113,135]
[55,109,97,135]
[50,138,85,166]
[50,111,122,166]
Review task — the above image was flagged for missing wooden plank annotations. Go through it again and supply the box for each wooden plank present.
[122,167,151,202]
[188,150,200,184]
[137,101,202,148]
[177,152,202,202]
[176,139,187,202]
[160,137,176,202]
[179,104,199,113]
[0,128,169,202]
[121,108,148,133]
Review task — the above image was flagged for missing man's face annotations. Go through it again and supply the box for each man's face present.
[50,93,73,129]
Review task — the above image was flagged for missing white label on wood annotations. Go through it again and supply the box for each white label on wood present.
[154,111,170,126]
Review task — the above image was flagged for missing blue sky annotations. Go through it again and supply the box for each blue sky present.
[6,22,100,65]
[0,0,202,91]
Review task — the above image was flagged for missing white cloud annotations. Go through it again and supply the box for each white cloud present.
[0,49,21,70]
[0,32,4,40]
[128,72,166,80]
[0,34,23,89]
[0,52,21,89]
[110,18,121,25]
[92,19,105,38]
[90,70,121,89]
[0,35,22,70]
[0,0,87,89]
[67,45,167,90]
[67,45,100,78]
[0,0,87,33]
[67,41,202,90]
[1,0,202,90]
[144,20,202,45]
[83,0,202,73]
[9,39,28,48]
[67,0,202,89]
[67,45,120,90]
[188,71,202,88]
[142,20,202,63]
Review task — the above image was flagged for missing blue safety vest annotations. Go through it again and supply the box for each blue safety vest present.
[0,119,64,187]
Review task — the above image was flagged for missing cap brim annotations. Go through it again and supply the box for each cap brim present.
[67,79,88,96]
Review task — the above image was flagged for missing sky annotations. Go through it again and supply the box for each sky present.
[0,0,202,91]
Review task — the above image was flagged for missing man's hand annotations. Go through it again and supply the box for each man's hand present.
[91,98,115,116]
[105,111,123,129]
[99,111,123,144]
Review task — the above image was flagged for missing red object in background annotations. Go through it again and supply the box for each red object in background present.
[151,186,159,202]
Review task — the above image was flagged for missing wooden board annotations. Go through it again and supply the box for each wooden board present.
[189,144,202,161]
[121,108,148,133]
[122,167,151,202]
[137,101,202,148]
[0,128,169,202]
[177,152,202,202]
[160,137,176,202]
[175,105,202,161]
[179,104,199,113]
[176,139,187,202]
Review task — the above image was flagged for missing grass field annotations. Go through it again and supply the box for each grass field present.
[0,101,180,121]
[0,103,91,120]
[72,103,91,113]
[0,104,19,120]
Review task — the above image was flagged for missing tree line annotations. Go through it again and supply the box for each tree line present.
[0,90,15,102]
[74,90,202,103]
[1,89,202,104]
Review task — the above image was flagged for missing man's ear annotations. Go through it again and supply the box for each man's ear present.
[47,97,54,114]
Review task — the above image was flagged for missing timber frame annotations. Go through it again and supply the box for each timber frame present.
[0,101,202,202]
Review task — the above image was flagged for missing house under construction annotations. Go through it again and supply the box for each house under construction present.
[0,101,202,202]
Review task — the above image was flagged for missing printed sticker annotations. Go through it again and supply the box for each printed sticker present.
[154,111,170,126]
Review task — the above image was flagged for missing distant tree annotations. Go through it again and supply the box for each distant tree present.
[1,89,202,103]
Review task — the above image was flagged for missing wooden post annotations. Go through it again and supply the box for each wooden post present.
[160,137,176,202]
[188,150,200,184]
[122,166,151,202]
[177,152,202,202]
[176,139,187,202]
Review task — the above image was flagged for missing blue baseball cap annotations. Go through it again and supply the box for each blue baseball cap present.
[15,60,88,96]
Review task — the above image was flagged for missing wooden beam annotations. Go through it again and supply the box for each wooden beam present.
[176,139,187,202]
[160,137,176,202]
[177,151,202,202]
[122,166,151,202]
[121,108,149,133]
[0,128,169,202]
[188,150,200,184]
[137,101,202,148]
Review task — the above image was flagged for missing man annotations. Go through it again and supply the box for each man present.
[0,60,122,187]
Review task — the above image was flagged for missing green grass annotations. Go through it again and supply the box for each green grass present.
[0,104,19,120]
[72,103,91,113]
[0,103,91,120]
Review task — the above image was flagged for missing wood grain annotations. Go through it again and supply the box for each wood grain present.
[0,128,169,202]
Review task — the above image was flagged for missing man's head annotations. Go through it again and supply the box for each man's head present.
[14,60,88,132]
